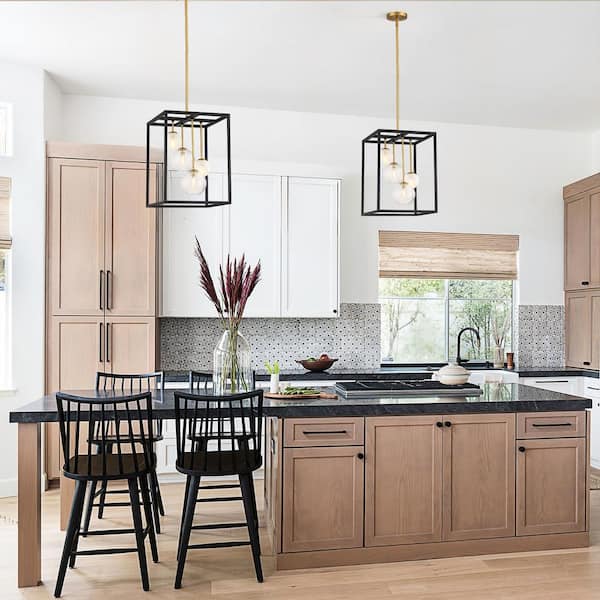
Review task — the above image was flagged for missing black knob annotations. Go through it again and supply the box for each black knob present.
[357,452,364,460]
[333,309,338,314]
[436,421,444,428]
[519,446,526,453]
[444,421,452,427]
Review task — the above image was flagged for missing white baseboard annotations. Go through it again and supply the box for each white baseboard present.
[0,478,17,498]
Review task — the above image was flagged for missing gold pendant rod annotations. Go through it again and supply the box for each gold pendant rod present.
[395,17,399,131]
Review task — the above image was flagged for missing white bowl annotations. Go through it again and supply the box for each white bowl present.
[433,362,470,385]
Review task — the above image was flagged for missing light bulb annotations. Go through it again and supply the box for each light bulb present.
[174,146,191,170]
[384,162,403,183]
[391,181,415,206]
[182,169,207,195]
[380,145,393,166]
[167,129,179,150]
[195,158,210,177]
[406,171,419,189]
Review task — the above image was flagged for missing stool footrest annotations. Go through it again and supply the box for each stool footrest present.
[191,522,247,531]
[196,496,242,503]
[187,540,250,550]
[200,484,240,490]
[82,528,136,536]
[92,501,133,508]
[74,547,139,556]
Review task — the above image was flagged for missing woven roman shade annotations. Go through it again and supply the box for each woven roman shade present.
[0,177,10,250]
[379,231,519,280]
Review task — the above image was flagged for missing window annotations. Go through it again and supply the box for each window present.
[0,177,11,388]
[0,103,12,157]
[380,278,513,364]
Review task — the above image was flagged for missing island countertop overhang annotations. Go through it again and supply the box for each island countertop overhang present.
[8,383,592,423]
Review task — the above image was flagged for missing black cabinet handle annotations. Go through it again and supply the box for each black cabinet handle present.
[532,422,572,427]
[106,322,111,363]
[436,421,444,428]
[518,446,526,453]
[99,322,104,362]
[357,453,364,460]
[584,361,591,366]
[535,380,568,384]
[99,270,104,310]
[582,281,590,285]
[587,386,600,391]
[302,430,347,435]
[106,270,112,310]
[444,421,452,427]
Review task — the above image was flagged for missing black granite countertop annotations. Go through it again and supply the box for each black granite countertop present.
[164,366,600,382]
[9,384,591,423]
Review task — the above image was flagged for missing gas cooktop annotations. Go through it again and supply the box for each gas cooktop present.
[335,380,482,398]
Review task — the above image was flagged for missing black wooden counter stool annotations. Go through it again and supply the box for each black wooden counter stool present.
[173,389,264,588]
[55,391,158,597]
[82,372,165,535]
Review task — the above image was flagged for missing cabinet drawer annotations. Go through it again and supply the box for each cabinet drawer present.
[517,412,586,439]
[284,417,364,447]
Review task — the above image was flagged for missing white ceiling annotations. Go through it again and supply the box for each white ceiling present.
[1,1,599,131]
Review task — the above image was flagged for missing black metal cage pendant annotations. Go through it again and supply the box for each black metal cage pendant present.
[361,128,437,216]
[146,110,231,208]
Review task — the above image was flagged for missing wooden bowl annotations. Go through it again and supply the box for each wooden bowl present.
[296,358,338,372]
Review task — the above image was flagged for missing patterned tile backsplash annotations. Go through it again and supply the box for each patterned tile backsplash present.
[160,303,382,371]
[516,305,565,368]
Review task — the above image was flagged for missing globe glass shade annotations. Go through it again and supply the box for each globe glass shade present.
[406,171,419,189]
[175,146,191,171]
[380,146,393,166]
[167,130,180,150]
[391,181,415,206]
[384,162,402,184]
[182,169,207,195]
[195,158,210,177]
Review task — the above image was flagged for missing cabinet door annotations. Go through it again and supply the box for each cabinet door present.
[516,438,586,535]
[226,174,281,317]
[365,416,442,546]
[282,446,363,552]
[565,291,591,368]
[442,413,515,541]
[47,158,105,316]
[564,194,590,291]
[282,177,339,318]
[46,316,105,479]
[105,162,156,316]
[105,317,156,374]
[589,191,600,287]
[591,292,600,370]
[160,174,227,316]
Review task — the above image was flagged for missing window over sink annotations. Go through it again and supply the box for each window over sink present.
[380,278,513,365]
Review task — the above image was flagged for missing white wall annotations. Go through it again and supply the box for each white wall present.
[60,94,592,306]
[0,62,47,497]
[592,130,600,171]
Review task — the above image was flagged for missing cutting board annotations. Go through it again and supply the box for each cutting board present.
[264,391,338,400]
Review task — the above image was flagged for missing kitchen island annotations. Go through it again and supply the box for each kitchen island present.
[8,384,592,585]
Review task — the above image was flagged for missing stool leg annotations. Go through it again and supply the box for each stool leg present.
[128,477,150,592]
[176,475,191,561]
[139,474,159,564]
[174,475,200,589]
[152,468,165,516]
[239,473,263,583]
[148,470,162,533]
[68,482,87,569]
[81,480,97,537]
[97,443,112,519]
[54,480,86,598]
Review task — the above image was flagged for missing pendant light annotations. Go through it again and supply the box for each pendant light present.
[361,11,438,216]
[146,0,231,208]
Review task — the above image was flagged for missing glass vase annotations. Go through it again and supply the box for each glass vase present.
[213,328,252,394]
[493,346,505,369]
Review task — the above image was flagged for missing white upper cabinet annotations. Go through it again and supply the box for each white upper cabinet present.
[225,174,282,317]
[160,173,340,318]
[282,177,340,318]
[160,174,227,317]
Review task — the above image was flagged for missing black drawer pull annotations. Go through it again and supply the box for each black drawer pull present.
[357,452,364,460]
[535,380,568,384]
[584,361,591,366]
[582,281,590,285]
[518,446,526,453]
[302,430,348,435]
[532,422,572,427]
[587,386,600,391]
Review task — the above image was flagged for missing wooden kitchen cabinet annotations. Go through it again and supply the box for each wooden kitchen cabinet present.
[442,413,516,541]
[47,158,106,316]
[282,445,364,552]
[565,289,600,368]
[365,416,443,546]
[104,317,156,374]
[516,437,586,536]
[564,194,591,291]
[105,162,156,316]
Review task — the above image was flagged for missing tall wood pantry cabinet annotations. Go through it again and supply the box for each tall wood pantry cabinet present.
[564,173,600,368]
[45,142,161,482]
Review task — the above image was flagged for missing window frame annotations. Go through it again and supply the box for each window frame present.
[0,248,12,390]
[379,278,515,367]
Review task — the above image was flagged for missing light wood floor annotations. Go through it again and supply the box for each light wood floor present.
[1,482,600,600]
